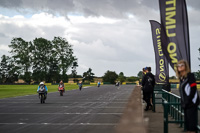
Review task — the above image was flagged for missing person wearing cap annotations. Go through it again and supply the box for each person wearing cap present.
[37,82,48,99]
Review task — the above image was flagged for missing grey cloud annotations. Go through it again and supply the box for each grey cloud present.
[188,9,200,26]
[186,0,200,10]
[141,0,159,10]
[0,0,198,20]
[0,0,22,8]
[71,20,155,71]
[0,22,67,45]
[0,0,158,19]
[0,32,8,38]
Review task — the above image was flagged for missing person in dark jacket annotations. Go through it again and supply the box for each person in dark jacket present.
[142,67,155,111]
[176,60,199,133]
[141,68,147,102]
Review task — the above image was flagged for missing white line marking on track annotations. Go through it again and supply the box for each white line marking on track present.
[0,106,125,109]
[63,106,125,109]
[0,123,117,126]
[0,102,127,104]
[0,112,123,115]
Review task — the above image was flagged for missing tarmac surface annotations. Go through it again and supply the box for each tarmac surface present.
[0,85,134,133]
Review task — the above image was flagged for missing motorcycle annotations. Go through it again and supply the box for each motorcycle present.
[58,86,64,96]
[97,82,101,87]
[115,82,120,87]
[38,86,46,104]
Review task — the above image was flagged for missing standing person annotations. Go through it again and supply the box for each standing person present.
[147,67,154,106]
[97,81,101,87]
[142,67,155,111]
[79,81,83,91]
[141,68,147,101]
[140,68,147,85]
[176,60,199,133]
[143,68,147,75]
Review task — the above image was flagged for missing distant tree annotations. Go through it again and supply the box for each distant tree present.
[196,48,200,80]
[20,72,32,84]
[52,37,77,82]
[103,70,118,84]
[32,37,52,82]
[47,56,60,83]
[74,75,82,78]
[194,71,200,80]
[0,55,8,83]
[137,71,143,79]
[68,74,82,78]
[117,72,126,83]
[83,68,95,82]
[71,61,78,83]
[2,36,78,83]
[0,55,20,83]
[126,76,139,82]
[199,47,200,67]
[9,38,32,84]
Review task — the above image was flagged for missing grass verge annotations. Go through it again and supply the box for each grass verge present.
[0,84,94,99]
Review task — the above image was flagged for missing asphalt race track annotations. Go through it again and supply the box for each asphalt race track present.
[0,85,135,133]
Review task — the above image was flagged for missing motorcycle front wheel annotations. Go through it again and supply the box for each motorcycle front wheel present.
[60,91,63,96]
[40,94,44,104]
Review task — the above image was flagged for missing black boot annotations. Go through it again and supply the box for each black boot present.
[144,106,149,111]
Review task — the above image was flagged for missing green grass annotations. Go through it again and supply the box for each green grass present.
[0,84,94,99]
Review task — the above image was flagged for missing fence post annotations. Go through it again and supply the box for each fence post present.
[184,109,186,131]
[152,90,155,112]
[196,107,198,133]
[164,101,169,133]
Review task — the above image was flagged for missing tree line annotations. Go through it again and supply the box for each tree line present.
[0,36,160,84]
[70,68,139,84]
[0,37,77,84]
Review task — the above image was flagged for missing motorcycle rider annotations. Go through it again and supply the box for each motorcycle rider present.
[79,81,83,91]
[58,80,65,92]
[115,81,120,87]
[37,82,48,100]
[97,81,101,87]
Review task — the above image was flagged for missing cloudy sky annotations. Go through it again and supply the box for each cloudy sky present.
[0,0,199,77]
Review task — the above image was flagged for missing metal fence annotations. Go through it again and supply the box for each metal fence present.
[162,89,185,133]
[152,88,200,133]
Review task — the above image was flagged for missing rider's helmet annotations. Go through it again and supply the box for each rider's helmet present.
[40,82,44,85]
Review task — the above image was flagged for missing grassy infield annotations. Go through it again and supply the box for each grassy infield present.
[0,84,94,99]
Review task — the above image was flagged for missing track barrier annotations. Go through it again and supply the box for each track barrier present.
[152,86,200,133]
